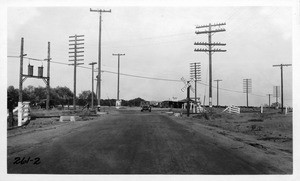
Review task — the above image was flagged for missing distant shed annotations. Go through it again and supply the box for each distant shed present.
[160,100,185,108]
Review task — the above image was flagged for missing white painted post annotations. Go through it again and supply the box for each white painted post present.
[261,105,263,114]
[17,102,23,126]
[192,103,195,113]
[285,106,288,115]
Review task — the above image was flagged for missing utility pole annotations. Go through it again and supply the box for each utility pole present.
[112,53,125,100]
[243,78,252,107]
[90,8,111,112]
[46,42,51,110]
[69,35,84,110]
[19,37,25,103]
[266,94,272,107]
[190,62,201,104]
[273,86,280,106]
[187,81,191,117]
[195,23,226,107]
[214,79,222,106]
[273,64,292,113]
[89,62,97,109]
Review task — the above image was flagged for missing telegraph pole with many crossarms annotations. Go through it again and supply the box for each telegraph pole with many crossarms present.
[194,23,226,107]
[190,62,201,103]
[69,35,84,110]
[243,78,252,107]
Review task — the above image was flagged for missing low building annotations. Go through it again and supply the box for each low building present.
[160,100,185,108]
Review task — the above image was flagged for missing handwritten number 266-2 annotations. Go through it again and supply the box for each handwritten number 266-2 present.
[13,157,41,165]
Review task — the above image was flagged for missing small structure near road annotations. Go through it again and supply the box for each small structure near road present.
[222,105,240,114]
[161,100,185,108]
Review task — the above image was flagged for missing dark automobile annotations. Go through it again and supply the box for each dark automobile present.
[140,101,151,112]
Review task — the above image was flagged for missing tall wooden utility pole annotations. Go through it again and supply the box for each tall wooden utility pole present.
[190,62,201,104]
[214,79,222,106]
[89,62,97,109]
[90,8,111,111]
[46,42,51,110]
[273,64,292,113]
[194,23,226,107]
[112,53,125,100]
[19,37,25,103]
[69,35,84,110]
[243,79,252,107]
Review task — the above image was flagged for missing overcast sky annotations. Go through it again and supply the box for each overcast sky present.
[5,3,294,106]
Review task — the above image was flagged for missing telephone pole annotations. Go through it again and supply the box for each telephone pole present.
[90,8,111,111]
[194,23,226,107]
[69,35,84,110]
[273,86,280,106]
[190,62,201,104]
[89,62,97,109]
[266,94,272,107]
[243,79,252,107]
[46,42,51,110]
[214,79,222,106]
[19,37,25,103]
[112,53,125,101]
[273,64,292,113]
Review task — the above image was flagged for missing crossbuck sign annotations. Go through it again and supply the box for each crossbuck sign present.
[181,77,195,93]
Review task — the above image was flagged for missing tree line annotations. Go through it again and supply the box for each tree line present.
[7,85,146,108]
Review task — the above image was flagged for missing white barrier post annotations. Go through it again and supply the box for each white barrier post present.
[285,106,288,115]
[17,102,23,126]
[261,105,263,114]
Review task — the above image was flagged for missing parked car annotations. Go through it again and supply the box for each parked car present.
[140,101,151,112]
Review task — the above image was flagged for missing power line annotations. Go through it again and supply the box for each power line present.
[7,55,285,98]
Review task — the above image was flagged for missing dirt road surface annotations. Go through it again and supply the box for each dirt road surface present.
[7,109,290,174]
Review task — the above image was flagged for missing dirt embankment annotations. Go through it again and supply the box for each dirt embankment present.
[166,109,293,174]
[192,111,292,151]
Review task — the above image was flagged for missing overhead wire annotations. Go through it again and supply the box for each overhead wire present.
[6,55,272,98]
[6,8,288,100]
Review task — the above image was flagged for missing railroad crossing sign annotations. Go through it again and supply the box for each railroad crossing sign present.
[181,77,195,93]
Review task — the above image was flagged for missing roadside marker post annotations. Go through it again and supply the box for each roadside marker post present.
[261,105,263,114]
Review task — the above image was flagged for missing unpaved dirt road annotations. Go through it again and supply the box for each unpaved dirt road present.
[7,110,286,174]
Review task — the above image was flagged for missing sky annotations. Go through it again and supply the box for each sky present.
[5,3,295,107]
